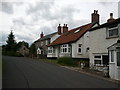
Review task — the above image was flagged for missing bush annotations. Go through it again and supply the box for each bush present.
[58,57,74,66]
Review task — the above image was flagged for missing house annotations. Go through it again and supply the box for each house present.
[89,14,120,70]
[47,10,100,61]
[108,38,120,80]
[17,44,29,57]
[34,31,60,58]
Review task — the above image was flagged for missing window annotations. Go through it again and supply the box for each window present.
[74,29,81,33]
[108,27,118,37]
[117,52,120,66]
[111,51,114,62]
[45,40,48,45]
[41,41,44,46]
[94,60,101,65]
[48,47,53,54]
[78,44,82,54]
[94,56,101,58]
[60,44,70,53]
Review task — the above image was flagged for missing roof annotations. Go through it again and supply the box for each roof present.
[48,22,96,46]
[89,18,120,31]
[34,32,57,43]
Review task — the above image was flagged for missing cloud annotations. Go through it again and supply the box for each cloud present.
[0,2,23,14]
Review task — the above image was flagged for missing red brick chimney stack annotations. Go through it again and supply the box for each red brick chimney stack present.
[63,24,68,33]
[58,24,61,35]
[40,32,44,38]
[91,10,99,24]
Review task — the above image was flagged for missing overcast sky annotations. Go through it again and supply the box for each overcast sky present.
[0,0,120,46]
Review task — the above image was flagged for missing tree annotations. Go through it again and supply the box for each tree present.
[17,41,29,49]
[29,43,36,58]
[6,31,17,51]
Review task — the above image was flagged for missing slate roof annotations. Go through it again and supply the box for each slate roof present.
[48,22,97,46]
[89,18,120,31]
[34,32,57,43]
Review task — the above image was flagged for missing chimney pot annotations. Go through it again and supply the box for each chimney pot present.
[107,13,115,23]
[63,24,68,33]
[66,24,67,27]
[91,10,99,24]
[40,32,44,38]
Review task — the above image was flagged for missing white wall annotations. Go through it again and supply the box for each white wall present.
[50,34,60,43]
[109,50,120,80]
[89,27,118,65]
[72,32,90,58]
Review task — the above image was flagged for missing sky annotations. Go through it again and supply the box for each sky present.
[0,0,120,46]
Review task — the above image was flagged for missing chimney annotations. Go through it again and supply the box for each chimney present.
[91,10,99,23]
[107,13,115,23]
[58,24,61,35]
[40,32,44,38]
[63,24,68,33]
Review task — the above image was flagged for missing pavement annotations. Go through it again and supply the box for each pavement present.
[60,66,120,85]
[2,56,120,88]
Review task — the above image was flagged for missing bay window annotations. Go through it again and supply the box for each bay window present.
[60,44,70,53]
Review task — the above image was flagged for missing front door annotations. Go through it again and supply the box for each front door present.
[102,55,109,66]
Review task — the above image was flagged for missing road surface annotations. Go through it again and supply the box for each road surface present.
[2,56,120,88]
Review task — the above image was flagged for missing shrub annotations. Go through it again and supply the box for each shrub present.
[58,57,74,66]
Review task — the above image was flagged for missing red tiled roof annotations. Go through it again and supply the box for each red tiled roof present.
[48,23,95,46]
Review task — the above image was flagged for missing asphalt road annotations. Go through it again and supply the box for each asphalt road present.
[2,56,119,88]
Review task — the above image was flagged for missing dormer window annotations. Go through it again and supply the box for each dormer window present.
[74,29,81,33]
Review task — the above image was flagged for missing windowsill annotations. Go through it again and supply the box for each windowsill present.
[60,52,70,54]
[48,53,55,55]
[106,35,119,39]
[109,62,115,64]
[78,53,82,55]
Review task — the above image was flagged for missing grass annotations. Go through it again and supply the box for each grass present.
[37,57,78,67]
[38,59,59,65]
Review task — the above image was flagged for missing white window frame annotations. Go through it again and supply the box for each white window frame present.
[110,50,115,63]
[60,44,70,53]
[108,27,118,38]
[48,47,53,54]
[94,55,102,66]
[117,51,120,66]
[48,47,55,54]
[78,44,82,54]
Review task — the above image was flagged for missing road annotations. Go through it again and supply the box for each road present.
[2,56,119,88]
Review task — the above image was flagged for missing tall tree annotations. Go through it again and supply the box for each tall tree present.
[29,43,36,57]
[6,31,17,51]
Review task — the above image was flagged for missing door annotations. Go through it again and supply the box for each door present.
[102,55,109,66]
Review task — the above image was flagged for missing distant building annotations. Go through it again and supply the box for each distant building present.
[17,44,29,57]
[34,32,60,58]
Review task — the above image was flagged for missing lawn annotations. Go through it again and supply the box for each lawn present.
[38,59,59,65]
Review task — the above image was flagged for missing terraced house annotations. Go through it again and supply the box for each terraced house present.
[34,31,60,58]
[47,10,100,61]
[47,10,120,70]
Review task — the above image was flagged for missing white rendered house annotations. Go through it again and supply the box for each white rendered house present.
[108,39,120,80]
[47,10,99,60]
[89,15,120,67]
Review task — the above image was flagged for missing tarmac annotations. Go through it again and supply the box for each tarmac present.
[61,66,120,85]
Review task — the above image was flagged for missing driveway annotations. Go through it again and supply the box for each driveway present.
[2,56,120,88]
